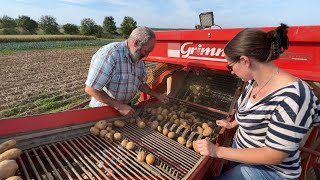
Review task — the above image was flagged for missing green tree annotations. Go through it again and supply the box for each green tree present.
[94,25,103,38]
[63,23,79,35]
[80,18,98,35]
[17,15,38,34]
[39,15,60,34]
[103,16,117,34]
[0,15,16,28]
[120,16,137,38]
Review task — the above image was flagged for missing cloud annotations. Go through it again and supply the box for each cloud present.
[59,0,96,5]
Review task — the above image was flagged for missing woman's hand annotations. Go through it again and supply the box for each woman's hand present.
[216,119,232,129]
[195,139,220,158]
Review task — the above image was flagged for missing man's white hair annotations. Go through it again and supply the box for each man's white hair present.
[128,26,155,46]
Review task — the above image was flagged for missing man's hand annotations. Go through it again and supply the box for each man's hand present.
[195,139,220,157]
[116,104,135,116]
[156,93,169,104]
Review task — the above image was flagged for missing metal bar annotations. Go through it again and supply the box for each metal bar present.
[25,150,42,180]
[84,136,146,179]
[169,96,229,116]
[32,148,51,179]
[39,146,64,180]
[75,137,128,180]
[142,124,201,159]
[120,126,193,171]
[125,125,198,167]
[88,135,157,180]
[45,145,74,180]
[51,144,83,180]
[18,156,31,180]
[65,139,110,180]
[120,146,171,180]
[88,135,151,180]
[300,147,320,157]
[118,125,195,171]
[57,142,99,180]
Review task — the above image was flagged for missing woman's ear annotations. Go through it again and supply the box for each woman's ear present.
[240,55,251,68]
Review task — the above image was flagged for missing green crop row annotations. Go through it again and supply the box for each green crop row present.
[0,39,118,52]
[0,35,96,43]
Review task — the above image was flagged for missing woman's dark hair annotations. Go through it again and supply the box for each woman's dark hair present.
[224,23,289,62]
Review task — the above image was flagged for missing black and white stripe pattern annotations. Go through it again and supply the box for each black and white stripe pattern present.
[235,80,320,178]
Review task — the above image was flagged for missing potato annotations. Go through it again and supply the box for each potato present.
[186,140,192,148]
[193,141,199,153]
[99,130,108,138]
[157,126,162,132]
[202,123,209,129]
[135,116,142,123]
[95,120,107,130]
[0,160,18,180]
[0,148,22,162]
[106,122,113,127]
[90,127,100,136]
[137,121,146,129]
[203,127,213,137]
[126,142,135,150]
[161,109,169,116]
[114,120,125,128]
[146,107,152,113]
[129,118,136,124]
[151,109,157,115]
[156,114,164,121]
[172,114,178,120]
[105,133,114,143]
[177,137,186,145]
[6,176,23,180]
[121,139,128,147]
[137,151,146,162]
[113,132,122,141]
[156,107,163,114]
[106,126,113,132]
[150,121,159,130]
[146,153,155,165]
[207,121,214,127]
[0,139,16,155]
[197,127,204,135]
[162,128,169,136]
[168,132,175,139]
[179,112,185,118]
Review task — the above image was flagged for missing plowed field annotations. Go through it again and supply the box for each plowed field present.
[0,48,158,118]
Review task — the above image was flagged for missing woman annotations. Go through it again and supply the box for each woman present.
[195,24,320,179]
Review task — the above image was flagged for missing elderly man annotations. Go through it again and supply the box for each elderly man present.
[85,26,168,116]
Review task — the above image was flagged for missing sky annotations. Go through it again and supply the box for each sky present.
[0,0,319,29]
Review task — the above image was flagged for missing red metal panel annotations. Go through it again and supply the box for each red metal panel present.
[145,26,320,82]
[0,107,120,136]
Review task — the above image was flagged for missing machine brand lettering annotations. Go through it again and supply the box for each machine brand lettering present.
[180,42,225,58]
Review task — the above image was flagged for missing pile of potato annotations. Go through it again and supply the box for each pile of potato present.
[136,151,156,165]
[142,103,218,153]
[0,139,23,180]
[89,120,124,143]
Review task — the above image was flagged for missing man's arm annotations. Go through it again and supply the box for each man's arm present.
[138,83,169,103]
[85,86,135,116]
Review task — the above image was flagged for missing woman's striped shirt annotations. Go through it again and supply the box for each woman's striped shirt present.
[235,80,320,178]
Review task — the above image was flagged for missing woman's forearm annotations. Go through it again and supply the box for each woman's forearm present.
[216,146,288,165]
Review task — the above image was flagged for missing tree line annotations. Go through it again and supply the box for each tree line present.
[0,15,138,38]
